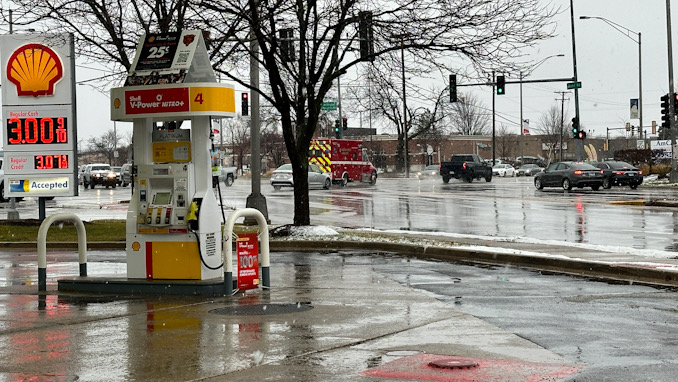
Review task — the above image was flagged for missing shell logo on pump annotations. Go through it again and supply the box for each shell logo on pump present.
[6,43,63,97]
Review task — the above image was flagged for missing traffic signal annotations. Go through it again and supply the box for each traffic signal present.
[449,74,457,102]
[577,130,587,139]
[342,117,348,130]
[334,119,341,138]
[571,117,579,136]
[661,93,670,129]
[496,75,505,95]
[241,93,249,116]
[673,93,678,114]
[358,11,374,61]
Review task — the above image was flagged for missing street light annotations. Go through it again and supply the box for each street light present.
[392,33,410,177]
[519,54,564,163]
[580,16,643,140]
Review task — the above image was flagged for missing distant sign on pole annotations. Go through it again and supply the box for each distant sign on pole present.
[321,101,337,111]
[630,98,639,119]
[651,140,672,159]
[567,81,582,89]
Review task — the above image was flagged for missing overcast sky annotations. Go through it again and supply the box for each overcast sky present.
[489,0,673,140]
[3,0,677,145]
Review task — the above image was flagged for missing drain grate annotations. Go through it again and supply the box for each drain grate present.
[209,303,313,316]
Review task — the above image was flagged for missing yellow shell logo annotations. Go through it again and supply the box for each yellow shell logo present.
[6,43,63,97]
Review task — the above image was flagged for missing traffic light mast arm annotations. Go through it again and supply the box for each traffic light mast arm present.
[455,77,576,87]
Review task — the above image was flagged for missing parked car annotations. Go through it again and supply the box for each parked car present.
[82,163,117,189]
[271,163,332,191]
[593,161,643,189]
[112,166,122,186]
[78,165,87,185]
[492,164,516,177]
[517,164,544,176]
[417,164,440,180]
[534,161,604,191]
[120,163,133,187]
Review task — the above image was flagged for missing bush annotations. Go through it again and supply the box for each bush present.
[639,163,672,178]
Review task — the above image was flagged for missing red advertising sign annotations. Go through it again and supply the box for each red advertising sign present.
[124,87,189,114]
[237,233,260,290]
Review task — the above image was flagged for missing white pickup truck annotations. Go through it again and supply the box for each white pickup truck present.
[213,165,237,187]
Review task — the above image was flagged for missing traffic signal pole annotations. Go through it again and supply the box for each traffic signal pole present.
[665,0,678,182]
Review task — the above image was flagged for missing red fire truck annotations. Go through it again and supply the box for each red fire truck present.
[309,139,378,185]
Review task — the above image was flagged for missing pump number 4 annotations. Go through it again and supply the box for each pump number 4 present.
[194,93,204,104]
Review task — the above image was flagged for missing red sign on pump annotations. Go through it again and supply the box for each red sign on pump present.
[237,233,260,290]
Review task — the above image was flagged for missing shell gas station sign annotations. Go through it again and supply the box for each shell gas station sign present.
[1,34,77,198]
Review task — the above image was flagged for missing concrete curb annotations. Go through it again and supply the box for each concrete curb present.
[4,237,678,288]
[272,240,678,288]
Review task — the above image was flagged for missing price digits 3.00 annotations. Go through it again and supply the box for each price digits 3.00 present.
[6,117,68,145]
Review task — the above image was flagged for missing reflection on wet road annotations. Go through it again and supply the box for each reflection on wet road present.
[2,177,678,251]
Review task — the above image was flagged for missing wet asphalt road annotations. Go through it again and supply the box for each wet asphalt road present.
[385,257,678,382]
[2,178,678,380]
[2,176,678,251]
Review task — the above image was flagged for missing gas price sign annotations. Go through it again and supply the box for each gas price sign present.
[6,116,68,146]
[3,107,75,179]
[1,34,77,198]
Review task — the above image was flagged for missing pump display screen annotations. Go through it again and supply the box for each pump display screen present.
[153,192,172,205]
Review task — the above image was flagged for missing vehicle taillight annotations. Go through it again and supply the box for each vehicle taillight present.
[573,170,583,175]
[463,162,467,170]
[638,170,643,175]
[614,171,623,175]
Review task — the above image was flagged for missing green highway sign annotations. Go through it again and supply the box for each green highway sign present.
[567,81,582,89]
[321,101,337,111]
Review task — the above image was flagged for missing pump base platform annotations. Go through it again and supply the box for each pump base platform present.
[58,277,235,296]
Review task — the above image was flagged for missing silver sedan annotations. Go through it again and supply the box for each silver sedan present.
[271,163,332,191]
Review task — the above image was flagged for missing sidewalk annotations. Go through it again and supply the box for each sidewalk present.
[1,228,676,381]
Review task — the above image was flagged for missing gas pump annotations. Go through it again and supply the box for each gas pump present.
[110,30,236,280]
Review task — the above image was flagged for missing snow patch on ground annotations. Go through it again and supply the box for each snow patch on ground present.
[286,225,339,237]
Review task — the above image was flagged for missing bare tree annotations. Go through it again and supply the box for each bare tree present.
[495,124,518,160]
[449,93,490,135]
[261,126,287,169]
[535,105,570,164]
[11,0,557,225]
[222,118,251,175]
[87,129,127,165]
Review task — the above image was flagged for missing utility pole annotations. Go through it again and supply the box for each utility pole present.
[555,91,570,162]
[492,71,496,165]
[666,0,678,182]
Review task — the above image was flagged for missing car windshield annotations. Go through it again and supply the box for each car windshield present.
[92,165,111,171]
[523,164,538,168]
[425,165,438,170]
[609,162,635,170]
[276,164,292,171]
[112,167,121,172]
[493,164,505,169]
[571,162,598,170]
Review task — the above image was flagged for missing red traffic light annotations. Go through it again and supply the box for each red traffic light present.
[242,93,248,99]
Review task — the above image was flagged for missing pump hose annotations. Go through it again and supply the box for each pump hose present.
[192,230,224,270]
[216,176,226,223]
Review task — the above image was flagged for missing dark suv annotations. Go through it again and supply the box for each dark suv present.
[594,161,643,189]
[82,163,117,189]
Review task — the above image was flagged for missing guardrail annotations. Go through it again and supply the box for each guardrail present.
[223,208,270,295]
[37,213,87,291]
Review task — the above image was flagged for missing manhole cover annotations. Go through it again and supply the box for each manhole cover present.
[429,358,479,370]
[209,303,313,316]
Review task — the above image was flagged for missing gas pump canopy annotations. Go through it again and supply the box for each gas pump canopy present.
[110,30,235,121]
